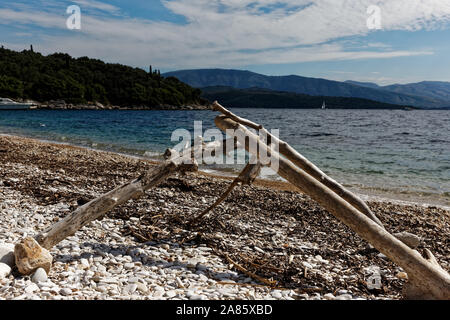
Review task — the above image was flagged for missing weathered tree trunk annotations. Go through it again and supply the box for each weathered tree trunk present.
[34,138,238,250]
[35,163,181,249]
[215,115,450,300]
[212,101,383,227]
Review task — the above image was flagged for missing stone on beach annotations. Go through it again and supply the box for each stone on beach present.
[397,272,408,280]
[31,268,48,283]
[336,294,353,300]
[79,258,90,269]
[0,263,12,279]
[394,232,421,249]
[0,243,15,267]
[123,284,138,295]
[60,288,73,296]
[136,283,148,294]
[24,283,39,294]
[14,237,53,275]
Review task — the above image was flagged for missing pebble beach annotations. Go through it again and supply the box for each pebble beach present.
[0,135,449,300]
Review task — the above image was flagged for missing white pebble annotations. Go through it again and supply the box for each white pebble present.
[271,291,282,299]
[324,293,336,300]
[336,294,353,300]
[24,283,39,294]
[31,268,48,283]
[176,277,184,288]
[80,258,90,269]
[60,288,72,296]
[0,263,12,279]
[123,284,137,295]
[136,283,148,293]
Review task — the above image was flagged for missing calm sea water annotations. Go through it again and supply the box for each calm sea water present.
[0,109,449,207]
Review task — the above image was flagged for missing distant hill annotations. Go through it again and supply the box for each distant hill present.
[381,81,450,103]
[201,86,413,109]
[347,80,450,104]
[344,80,380,89]
[0,47,205,108]
[164,69,448,109]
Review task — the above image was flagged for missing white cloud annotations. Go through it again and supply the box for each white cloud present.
[0,0,449,69]
[72,0,121,14]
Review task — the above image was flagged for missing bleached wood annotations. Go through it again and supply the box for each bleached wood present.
[215,115,450,300]
[34,138,239,250]
[213,101,383,227]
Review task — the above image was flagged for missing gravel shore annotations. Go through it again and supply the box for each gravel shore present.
[0,135,448,300]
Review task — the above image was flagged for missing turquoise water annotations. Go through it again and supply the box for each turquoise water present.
[0,109,449,207]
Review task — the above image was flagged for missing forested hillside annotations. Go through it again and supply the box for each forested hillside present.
[0,47,205,107]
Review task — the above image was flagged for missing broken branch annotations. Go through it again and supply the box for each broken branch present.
[190,160,261,223]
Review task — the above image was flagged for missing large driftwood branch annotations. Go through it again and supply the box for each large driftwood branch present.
[212,102,421,248]
[212,101,383,227]
[215,115,450,300]
[34,138,239,250]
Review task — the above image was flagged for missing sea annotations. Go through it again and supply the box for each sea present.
[0,109,449,208]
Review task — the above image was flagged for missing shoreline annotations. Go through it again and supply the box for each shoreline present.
[0,133,449,300]
[34,105,212,111]
[16,99,211,111]
[1,132,448,211]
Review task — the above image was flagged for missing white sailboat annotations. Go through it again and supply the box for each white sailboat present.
[0,98,33,110]
[321,101,326,109]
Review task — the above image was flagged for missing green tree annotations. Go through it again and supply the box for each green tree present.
[0,47,204,107]
[0,75,24,98]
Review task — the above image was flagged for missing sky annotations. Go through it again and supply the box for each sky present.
[1,0,450,85]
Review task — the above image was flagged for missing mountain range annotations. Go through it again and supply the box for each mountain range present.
[164,69,450,109]
[200,86,411,110]
[345,80,450,102]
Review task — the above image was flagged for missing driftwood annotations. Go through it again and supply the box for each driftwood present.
[190,160,262,223]
[32,138,240,250]
[222,252,277,286]
[212,102,383,227]
[215,114,450,300]
[212,102,422,249]
[11,101,447,299]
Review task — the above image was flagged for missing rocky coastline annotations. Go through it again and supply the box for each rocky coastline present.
[27,100,211,111]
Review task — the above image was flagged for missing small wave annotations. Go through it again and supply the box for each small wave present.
[303,133,336,137]
[143,150,161,158]
[362,169,385,175]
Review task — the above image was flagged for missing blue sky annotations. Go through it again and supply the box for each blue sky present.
[1,0,450,85]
